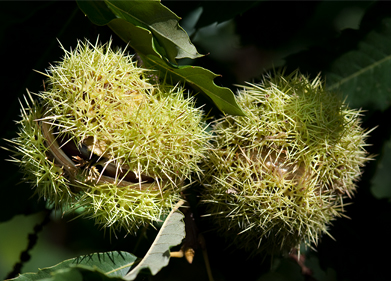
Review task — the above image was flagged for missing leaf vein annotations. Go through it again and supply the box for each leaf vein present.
[328,53,391,90]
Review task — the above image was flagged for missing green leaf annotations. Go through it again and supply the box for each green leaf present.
[77,0,201,63]
[10,251,136,281]
[124,200,185,280]
[108,18,159,58]
[76,1,164,59]
[141,54,245,116]
[326,17,391,111]
[76,0,245,116]
[76,1,114,26]
[42,268,83,281]
[10,202,185,281]
[109,21,244,115]
[106,1,202,63]
[371,136,391,200]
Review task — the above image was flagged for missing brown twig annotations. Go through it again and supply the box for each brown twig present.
[170,203,215,281]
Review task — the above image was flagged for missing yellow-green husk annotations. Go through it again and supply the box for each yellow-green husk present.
[9,39,210,234]
[200,70,371,254]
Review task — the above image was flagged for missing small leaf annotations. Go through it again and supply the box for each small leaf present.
[141,54,245,116]
[326,17,391,111]
[124,200,185,280]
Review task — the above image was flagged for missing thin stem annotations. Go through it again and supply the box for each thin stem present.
[5,209,52,280]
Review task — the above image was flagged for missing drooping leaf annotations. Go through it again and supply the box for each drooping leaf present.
[76,0,245,116]
[124,200,185,280]
[108,18,244,116]
[106,1,202,63]
[141,54,245,116]
[326,17,391,111]
[77,0,201,63]
[76,0,164,60]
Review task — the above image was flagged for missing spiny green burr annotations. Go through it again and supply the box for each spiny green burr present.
[7,39,211,234]
[200,70,372,255]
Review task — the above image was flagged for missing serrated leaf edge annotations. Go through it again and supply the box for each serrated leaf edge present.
[143,55,245,116]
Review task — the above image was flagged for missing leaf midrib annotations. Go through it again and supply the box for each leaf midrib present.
[105,261,136,275]
[328,53,391,90]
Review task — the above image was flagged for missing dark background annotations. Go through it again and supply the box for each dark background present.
[1,1,391,281]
